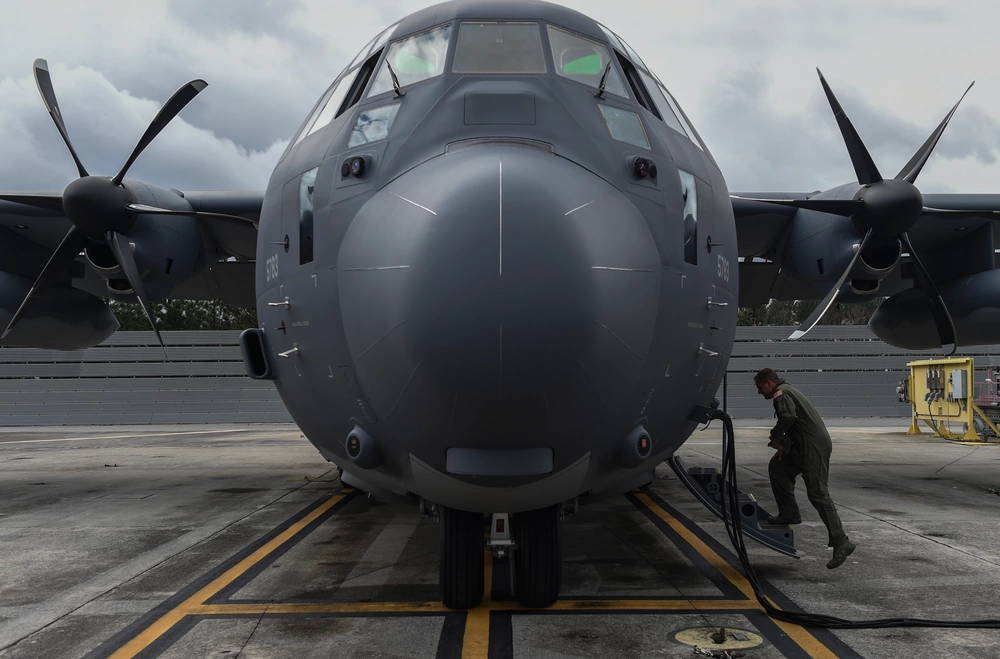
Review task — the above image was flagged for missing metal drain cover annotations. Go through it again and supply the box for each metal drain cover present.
[674,626,764,650]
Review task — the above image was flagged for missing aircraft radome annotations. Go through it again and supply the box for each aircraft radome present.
[1,0,999,609]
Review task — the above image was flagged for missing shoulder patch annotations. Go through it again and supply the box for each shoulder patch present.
[773,390,784,398]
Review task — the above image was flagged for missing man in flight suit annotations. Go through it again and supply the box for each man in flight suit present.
[754,368,856,569]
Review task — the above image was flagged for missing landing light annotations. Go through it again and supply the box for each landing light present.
[342,156,367,178]
[632,157,657,179]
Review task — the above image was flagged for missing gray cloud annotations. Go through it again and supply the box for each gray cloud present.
[1,0,999,195]
[0,64,284,191]
[701,66,1000,194]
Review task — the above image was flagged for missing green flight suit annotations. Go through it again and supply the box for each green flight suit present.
[768,382,849,548]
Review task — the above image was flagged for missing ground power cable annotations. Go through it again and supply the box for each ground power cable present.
[707,408,1000,629]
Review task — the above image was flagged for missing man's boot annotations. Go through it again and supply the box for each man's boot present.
[827,539,856,569]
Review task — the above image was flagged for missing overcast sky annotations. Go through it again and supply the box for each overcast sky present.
[2,0,999,194]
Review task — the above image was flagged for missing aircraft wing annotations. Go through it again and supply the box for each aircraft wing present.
[0,190,260,259]
[732,192,1000,307]
[0,190,261,349]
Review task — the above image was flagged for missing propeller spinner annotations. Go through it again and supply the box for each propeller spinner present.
[0,59,208,350]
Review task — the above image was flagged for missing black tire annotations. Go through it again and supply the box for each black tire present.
[439,507,484,609]
[513,505,561,607]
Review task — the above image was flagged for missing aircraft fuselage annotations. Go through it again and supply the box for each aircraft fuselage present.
[254,2,738,514]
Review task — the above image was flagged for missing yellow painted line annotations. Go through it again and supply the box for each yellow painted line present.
[196,601,451,615]
[0,429,254,445]
[546,599,754,611]
[461,552,493,659]
[195,597,756,617]
[636,492,752,598]
[109,492,350,659]
[634,493,838,659]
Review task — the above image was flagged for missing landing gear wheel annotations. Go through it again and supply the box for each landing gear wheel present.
[513,505,561,608]
[439,506,484,609]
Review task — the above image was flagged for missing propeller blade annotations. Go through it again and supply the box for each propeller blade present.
[900,232,957,354]
[111,79,208,186]
[816,69,883,185]
[895,82,974,184]
[730,195,863,217]
[126,202,257,225]
[33,59,89,178]
[2,225,87,340]
[108,231,165,352]
[0,192,64,212]
[788,228,874,340]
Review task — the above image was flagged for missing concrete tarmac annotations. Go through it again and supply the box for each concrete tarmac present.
[0,422,998,657]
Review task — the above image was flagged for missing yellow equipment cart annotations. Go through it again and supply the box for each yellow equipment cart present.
[906,357,1000,441]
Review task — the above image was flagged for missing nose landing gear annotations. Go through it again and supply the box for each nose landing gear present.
[438,504,562,609]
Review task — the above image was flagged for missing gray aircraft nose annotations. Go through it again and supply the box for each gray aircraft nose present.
[338,143,660,458]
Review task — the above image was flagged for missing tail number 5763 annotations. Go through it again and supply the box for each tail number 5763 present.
[716,254,730,282]
[265,254,280,283]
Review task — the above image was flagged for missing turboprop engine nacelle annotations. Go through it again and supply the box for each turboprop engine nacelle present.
[0,272,117,349]
[782,208,903,298]
[847,239,902,294]
[870,269,1000,349]
[83,207,201,301]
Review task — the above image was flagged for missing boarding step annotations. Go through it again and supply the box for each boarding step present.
[667,456,798,558]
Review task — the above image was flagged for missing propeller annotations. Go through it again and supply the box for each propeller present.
[1,59,208,351]
[739,70,970,352]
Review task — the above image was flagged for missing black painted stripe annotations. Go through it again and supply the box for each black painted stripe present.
[627,491,746,599]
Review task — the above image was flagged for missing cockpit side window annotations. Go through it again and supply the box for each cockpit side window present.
[614,52,659,119]
[349,35,379,71]
[295,75,353,144]
[340,49,382,113]
[639,70,686,135]
[598,24,647,70]
[368,23,397,59]
[597,23,705,150]
[300,48,383,141]
[546,25,628,98]
[658,84,704,150]
[452,22,546,74]
[368,24,452,97]
[289,26,396,148]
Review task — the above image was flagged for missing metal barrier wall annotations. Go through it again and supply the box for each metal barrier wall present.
[1,328,997,424]
[0,331,290,425]
[724,326,1000,419]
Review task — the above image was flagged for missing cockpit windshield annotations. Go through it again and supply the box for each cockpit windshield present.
[452,22,546,74]
[368,24,451,96]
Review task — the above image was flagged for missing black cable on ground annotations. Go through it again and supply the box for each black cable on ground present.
[709,408,1000,629]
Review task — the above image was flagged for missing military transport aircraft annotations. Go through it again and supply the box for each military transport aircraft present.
[1,0,998,609]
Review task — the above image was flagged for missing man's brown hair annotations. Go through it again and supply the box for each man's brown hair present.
[754,368,781,384]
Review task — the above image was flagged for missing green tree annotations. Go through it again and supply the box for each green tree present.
[738,298,884,326]
[109,299,257,331]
